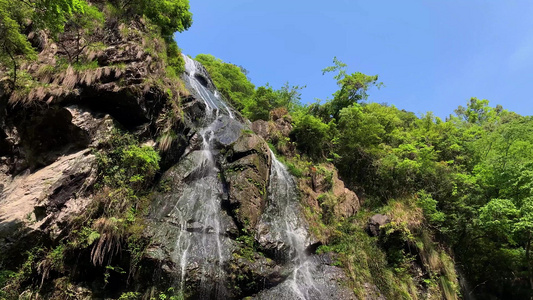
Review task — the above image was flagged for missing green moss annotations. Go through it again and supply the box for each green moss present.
[72,60,100,71]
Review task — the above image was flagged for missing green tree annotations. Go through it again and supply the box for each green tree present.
[31,0,87,36]
[0,0,101,88]
[129,0,192,38]
[454,97,500,126]
[479,198,533,290]
[319,57,382,121]
[245,83,303,121]
[196,54,255,111]
[56,0,104,63]
[0,0,35,90]
[290,114,335,161]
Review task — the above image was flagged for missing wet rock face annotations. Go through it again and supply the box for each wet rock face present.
[222,133,272,229]
[145,118,275,296]
[184,59,217,93]
[227,254,290,297]
[253,115,360,225]
[250,254,357,300]
[182,95,207,123]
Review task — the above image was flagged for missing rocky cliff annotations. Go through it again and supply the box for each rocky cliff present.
[0,2,463,299]
[0,12,361,300]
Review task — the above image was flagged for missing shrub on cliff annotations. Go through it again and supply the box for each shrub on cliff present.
[127,0,192,37]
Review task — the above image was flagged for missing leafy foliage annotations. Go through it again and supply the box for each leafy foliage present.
[128,0,192,37]
[195,53,255,111]
[311,57,382,122]
[244,83,304,121]
[195,54,303,120]
[289,114,335,161]
[212,55,532,298]
[0,0,36,89]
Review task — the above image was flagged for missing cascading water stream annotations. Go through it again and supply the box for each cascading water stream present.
[168,55,237,297]
[173,54,327,299]
[183,55,233,118]
[257,152,323,299]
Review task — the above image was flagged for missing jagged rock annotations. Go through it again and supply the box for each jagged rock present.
[222,132,272,229]
[250,254,356,300]
[78,83,166,129]
[0,150,96,235]
[334,191,359,219]
[9,107,92,171]
[65,105,115,147]
[2,103,114,174]
[367,214,391,237]
[311,168,332,194]
[47,278,94,300]
[182,95,207,122]
[0,17,360,299]
[331,170,360,219]
[362,283,386,300]
[251,119,270,139]
[0,149,96,268]
[301,164,360,226]
[251,110,294,157]
[0,104,113,270]
[212,117,244,147]
[227,254,289,297]
[270,108,293,137]
[0,131,10,157]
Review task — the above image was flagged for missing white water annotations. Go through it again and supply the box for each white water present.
[183,56,234,119]
[258,152,322,299]
[177,55,324,299]
[170,55,238,297]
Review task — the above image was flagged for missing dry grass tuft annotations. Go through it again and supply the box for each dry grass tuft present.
[62,65,77,89]
[158,132,173,152]
[387,199,423,230]
[114,68,123,78]
[28,86,47,102]
[91,217,124,266]
[104,66,112,77]
[80,69,96,85]
[36,65,55,83]
[9,82,72,106]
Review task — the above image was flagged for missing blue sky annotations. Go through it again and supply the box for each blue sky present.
[176,1,533,118]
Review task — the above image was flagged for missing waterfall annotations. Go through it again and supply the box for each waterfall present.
[183,55,234,119]
[256,152,322,300]
[165,55,328,299]
[166,55,237,298]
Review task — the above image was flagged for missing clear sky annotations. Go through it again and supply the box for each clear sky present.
[175,0,533,118]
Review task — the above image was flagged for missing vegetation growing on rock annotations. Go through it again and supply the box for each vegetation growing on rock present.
[199,55,533,299]
[1,1,533,299]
